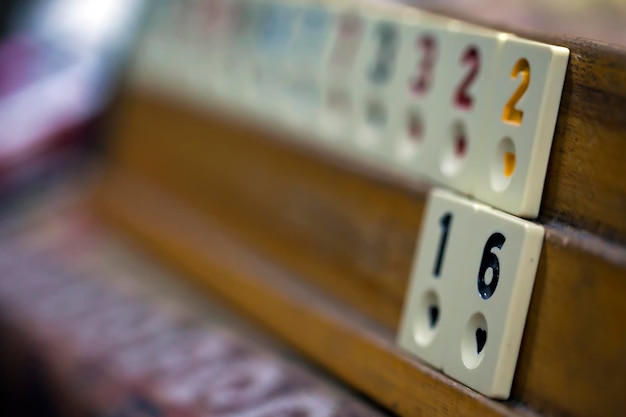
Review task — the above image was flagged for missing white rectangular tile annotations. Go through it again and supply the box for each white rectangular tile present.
[443,203,544,398]
[472,38,569,218]
[350,10,404,157]
[280,3,336,132]
[397,188,479,369]
[247,0,302,118]
[317,6,367,145]
[424,25,509,196]
[386,16,453,180]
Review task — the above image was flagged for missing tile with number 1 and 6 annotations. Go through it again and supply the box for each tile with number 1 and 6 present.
[398,188,544,398]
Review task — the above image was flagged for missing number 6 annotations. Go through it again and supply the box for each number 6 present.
[477,233,506,299]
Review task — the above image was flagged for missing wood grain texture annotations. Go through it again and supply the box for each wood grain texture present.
[96,171,537,417]
[532,37,626,244]
[103,91,626,417]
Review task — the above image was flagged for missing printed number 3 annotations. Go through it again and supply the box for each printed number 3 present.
[412,35,437,95]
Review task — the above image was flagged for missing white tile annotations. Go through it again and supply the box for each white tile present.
[280,3,336,132]
[185,0,242,106]
[248,0,302,119]
[386,16,452,180]
[397,189,479,369]
[425,26,509,196]
[131,1,190,95]
[350,11,404,157]
[227,1,273,110]
[317,7,367,145]
[162,1,203,95]
[472,38,569,218]
[443,203,544,398]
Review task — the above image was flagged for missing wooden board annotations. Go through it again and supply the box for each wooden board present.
[98,86,626,417]
[96,171,534,417]
[0,187,396,417]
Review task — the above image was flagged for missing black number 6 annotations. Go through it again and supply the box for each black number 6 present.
[477,233,506,300]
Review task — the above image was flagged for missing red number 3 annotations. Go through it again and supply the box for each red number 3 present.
[411,35,437,96]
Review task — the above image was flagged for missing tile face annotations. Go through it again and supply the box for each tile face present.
[352,14,403,156]
[397,189,478,369]
[425,27,508,195]
[249,1,301,118]
[280,4,335,131]
[185,0,241,105]
[131,1,188,93]
[387,17,451,180]
[318,9,366,144]
[472,38,569,218]
[443,204,544,398]
[399,188,544,397]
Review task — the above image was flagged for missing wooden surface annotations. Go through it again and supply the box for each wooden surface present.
[528,36,626,244]
[0,187,394,417]
[97,171,535,417]
[100,85,626,417]
[101,23,626,417]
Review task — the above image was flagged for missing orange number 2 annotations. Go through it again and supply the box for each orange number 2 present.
[502,58,530,125]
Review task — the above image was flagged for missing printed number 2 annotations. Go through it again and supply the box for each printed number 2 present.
[502,58,530,125]
[454,47,480,110]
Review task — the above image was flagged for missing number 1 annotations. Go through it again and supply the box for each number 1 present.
[433,213,452,277]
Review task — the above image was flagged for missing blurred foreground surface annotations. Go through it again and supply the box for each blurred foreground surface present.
[0,173,391,417]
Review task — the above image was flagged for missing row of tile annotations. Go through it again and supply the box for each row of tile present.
[134,0,569,218]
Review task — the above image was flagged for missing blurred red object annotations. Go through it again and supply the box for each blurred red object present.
[0,35,95,172]
[0,0,147,183]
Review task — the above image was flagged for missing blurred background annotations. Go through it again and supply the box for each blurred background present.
[0,0,145,184]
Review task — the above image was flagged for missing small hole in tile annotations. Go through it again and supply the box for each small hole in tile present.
[291,77,317,110]
[366,99,387,132]
[491,137,516,192]
[461,313,487,369]
[407,109,423,143]
[328,89,350,114]
[428,305,439,329]
[414,290,440,346]
[358,98,387,148]
[441,120,468,177]
[325,88,351,134]
[396,108,424,161]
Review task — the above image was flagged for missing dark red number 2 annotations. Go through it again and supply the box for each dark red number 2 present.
[454,46,480,110]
